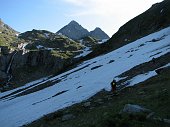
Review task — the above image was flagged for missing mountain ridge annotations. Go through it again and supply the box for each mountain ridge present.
[57,20,110,40]
[57,20,89,40]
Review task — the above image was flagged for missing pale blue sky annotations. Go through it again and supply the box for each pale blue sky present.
[0,0,163,36]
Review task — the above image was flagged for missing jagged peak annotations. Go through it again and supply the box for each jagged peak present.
[90,27,110,40]
[94,27,102,30]
[68,20,80,26]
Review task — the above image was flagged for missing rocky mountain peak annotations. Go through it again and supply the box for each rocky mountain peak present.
[89,27,110,40]
[57,20,89,40]
[68,20,79,26]
[57,21,109,40]
[94,27,102,31]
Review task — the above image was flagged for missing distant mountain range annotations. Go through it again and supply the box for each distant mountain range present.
[57,20,110,40]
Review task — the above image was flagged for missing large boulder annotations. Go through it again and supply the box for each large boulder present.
[120,104,152,115]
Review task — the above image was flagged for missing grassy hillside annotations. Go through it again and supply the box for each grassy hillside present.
[0,19,18,47]
[19,29,84,51]
[80,36,99,47]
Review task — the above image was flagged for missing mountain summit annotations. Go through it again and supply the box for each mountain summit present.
[57,20,89,40]
[57,20,109,40]
[90,27,110,40]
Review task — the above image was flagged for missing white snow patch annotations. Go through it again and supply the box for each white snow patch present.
[115,76,128,82]
[122,62,170,88]
[126,71,157,87]
[36,45,44,49]
[98,39,109,44]
[0,76,50,98]
[15,33,19,36]
[36,45,54,50]
[44,33,49,38]
[79,39,83,44]
[158,62,170,69]
[160,9,164,13]
[74,47,92,58]
[58,33,63,35]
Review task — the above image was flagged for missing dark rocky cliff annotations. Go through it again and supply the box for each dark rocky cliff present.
[0,49,78,88]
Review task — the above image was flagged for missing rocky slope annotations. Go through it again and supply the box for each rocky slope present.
[79,36,99,47]
[86,0,170,59]
[0,19,19,47]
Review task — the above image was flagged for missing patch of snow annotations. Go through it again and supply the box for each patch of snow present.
[98,39,109,44]
[46,48,54,50]
[22,43,28,49]
[0,76,50,98]
[125,71,157,87]
[74,47,92,58]
[44,33,49,38]
[0,26,170,127]
[36,45,54,51]
[79,39,83,44]
[36,45,44,49]
[160,9,164,13]
[122,62,170,88]
[158,62,170,69]
[58,33,63,36]
[115,76,128,82]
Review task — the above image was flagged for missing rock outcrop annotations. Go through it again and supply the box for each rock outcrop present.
[0,49,79,88]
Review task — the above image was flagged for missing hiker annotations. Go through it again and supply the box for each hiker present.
[111,79,117,92]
